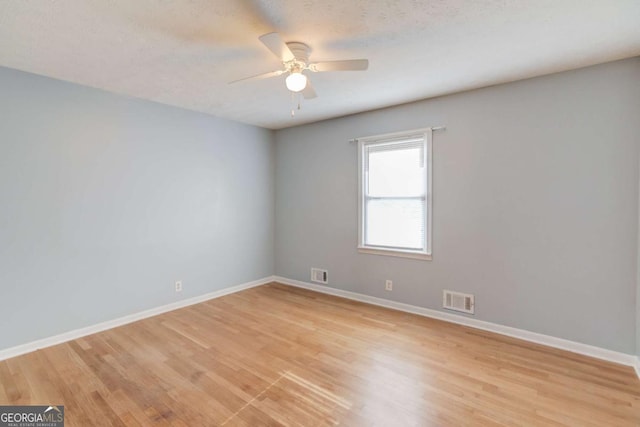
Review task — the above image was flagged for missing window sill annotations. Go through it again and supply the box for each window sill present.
[357,246,432,261]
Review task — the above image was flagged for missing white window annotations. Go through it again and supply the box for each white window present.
[357,128,432,260]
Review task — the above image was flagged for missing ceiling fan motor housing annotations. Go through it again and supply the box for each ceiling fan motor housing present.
[286,42,311,66]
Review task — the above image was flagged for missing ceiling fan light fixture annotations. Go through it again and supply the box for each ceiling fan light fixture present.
[285,71,307,92]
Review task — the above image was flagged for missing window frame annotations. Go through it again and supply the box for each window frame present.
[357,128,433,260]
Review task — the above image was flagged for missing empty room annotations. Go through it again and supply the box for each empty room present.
[1,1,640,426]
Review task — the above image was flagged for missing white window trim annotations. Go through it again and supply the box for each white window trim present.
[357,127,433,261]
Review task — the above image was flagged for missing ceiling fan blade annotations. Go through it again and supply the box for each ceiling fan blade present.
[228,69,284,84]
[302,80,317,99]
[259,32,295,62]
[309,59,369,72]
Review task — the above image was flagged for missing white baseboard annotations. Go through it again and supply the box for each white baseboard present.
[0,276,276,362]
[3,274,638,381]
[274,276,639,373]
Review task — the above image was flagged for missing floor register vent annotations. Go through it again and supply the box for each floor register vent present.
[443,290,475,314]
[310,268,328,284]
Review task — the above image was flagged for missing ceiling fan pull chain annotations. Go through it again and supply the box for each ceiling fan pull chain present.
[291,92,295,117]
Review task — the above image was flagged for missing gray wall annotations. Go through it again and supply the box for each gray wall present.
[275,58,640,354]
[2,58,639,356]
[0,67,275,350]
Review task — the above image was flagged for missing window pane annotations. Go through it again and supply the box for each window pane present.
[365,198,425,250]
[367,146,424,197]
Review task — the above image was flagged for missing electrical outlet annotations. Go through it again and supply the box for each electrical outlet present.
[175,280,183,293]
[385,280,393,291]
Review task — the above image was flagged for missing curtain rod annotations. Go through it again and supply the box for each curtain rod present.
[348,126,446,143]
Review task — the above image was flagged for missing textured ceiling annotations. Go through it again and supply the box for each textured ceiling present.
[0,1,639,129]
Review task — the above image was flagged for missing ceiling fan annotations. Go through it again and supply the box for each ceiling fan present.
[229,32,369,100]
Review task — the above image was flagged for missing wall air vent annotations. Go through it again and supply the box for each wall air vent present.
[443,290,475,314]
[310,268,328,284]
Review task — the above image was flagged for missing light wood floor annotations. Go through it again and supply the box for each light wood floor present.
[1,283,639,426]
